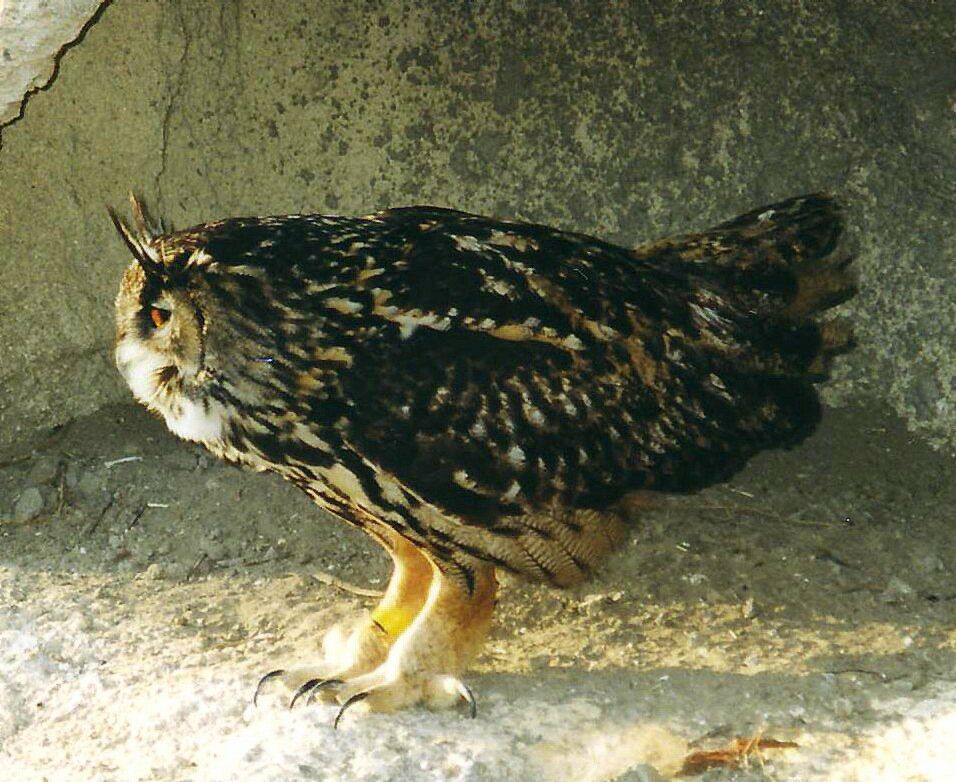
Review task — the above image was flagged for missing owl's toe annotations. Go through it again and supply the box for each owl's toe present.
[253,613,392,707]
[327,670,478,728]
[289,677,344,708]
[252,666,354,708]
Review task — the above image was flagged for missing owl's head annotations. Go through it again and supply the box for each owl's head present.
[112,196,352,454]
[111,196,231,444]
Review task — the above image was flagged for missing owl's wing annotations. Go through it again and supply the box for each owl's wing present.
[324,208,676,523]
[322,197,848,531]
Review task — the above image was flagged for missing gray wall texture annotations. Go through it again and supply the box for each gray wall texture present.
[1,0,954,449]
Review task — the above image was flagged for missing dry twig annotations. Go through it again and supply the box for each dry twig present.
[310,572,384,598]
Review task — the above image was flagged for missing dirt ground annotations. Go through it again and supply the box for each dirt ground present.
[1,401,954,781]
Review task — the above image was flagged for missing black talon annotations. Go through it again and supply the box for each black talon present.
[289,678,323,709]
[305,678,344,706]
[456,681,478,719]
[253,669,285,707]
[333,692,369,729]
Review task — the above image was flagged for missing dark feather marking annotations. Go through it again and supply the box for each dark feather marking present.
[118,194,854,579]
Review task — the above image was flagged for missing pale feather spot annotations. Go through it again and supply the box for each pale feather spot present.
[291,423,331,452]
[185,249,216,268]
[356,266,385,282]
[507,444,526,466]
[452,234,483,252]
[376,474,410,507]
[690,302,729,329]
[313,346,353,366]
[487,323,533,341]
[319,464,377,510]
[489,278,514,296]
[325,297,364,314]
[306,281,342,294]
[502,480,522,501]
[225,263,266,278]
[452,469,477,490]
[487,230,539,252]
[374,305,452,339]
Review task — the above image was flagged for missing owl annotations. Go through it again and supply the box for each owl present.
[111,192,855,725]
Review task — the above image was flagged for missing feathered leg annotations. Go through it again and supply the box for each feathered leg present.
[254,533,436,707]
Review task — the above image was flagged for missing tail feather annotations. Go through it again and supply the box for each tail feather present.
[625,194,859,489]
[640,193,857,382]
[710,193,857,322]
[638,193,857,320]
[710,192,845,268]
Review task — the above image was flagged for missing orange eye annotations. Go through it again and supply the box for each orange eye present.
[150,306,171,328]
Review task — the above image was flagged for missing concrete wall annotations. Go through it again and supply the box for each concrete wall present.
[1,0,954,448]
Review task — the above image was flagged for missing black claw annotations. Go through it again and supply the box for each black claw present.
[289,678,323,709]
[306,678,344,706]
[253,669,286,707]
[456,681,478,719]
[333,692,369,729]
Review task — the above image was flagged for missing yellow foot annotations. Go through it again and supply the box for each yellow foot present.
[255,534,435,709]
[255,535,497,725]
[318,556,495,726]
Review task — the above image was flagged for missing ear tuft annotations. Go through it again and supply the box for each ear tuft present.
[107,192,164,276]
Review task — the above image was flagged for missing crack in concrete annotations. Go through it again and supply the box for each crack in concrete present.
[154,0,192,211]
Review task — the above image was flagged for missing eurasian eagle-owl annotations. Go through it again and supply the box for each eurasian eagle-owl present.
[111,193,855,724]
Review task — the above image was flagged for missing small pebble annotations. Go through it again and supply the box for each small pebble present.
[880,577,915,604]
[76,471,104,497]
[64,462,81,489]
[201,538,227,560]
[614,765,667,782]
[14,487,45,521]
[914,552,943,575]
[28,456,60,486]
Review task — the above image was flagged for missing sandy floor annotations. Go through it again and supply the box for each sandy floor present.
[1,402,954,781]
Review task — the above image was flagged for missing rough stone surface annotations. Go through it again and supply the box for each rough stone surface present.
[0,0,104,130]
[0,1,954,448]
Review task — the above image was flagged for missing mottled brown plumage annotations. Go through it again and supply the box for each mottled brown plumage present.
[111,193,855,718]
